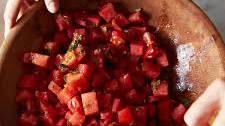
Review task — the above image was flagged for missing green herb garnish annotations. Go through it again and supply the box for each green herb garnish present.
[179,96,190,107]
[59,64,67,72]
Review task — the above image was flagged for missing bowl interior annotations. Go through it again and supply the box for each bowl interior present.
[0,0,225,125]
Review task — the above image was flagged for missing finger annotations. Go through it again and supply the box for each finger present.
[184,79,224,126]
[44,0,59,13]
[17,2,30,20]
[4,0,22,38]
[212,107,225,126]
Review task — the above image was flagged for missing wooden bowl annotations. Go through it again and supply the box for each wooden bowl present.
[0,0,224,125]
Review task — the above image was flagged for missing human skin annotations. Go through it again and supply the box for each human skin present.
[184,78,225,126]
[4,0,59,37]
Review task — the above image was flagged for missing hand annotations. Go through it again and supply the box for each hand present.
[184,78,225,126]
[4,0,59,38]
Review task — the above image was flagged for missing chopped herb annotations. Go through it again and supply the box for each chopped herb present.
[69,34,83,51]
[179,96,190,107]
[59,64,67,72]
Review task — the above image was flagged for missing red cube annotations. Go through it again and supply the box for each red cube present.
[157,49,169,67]
[57,87,76,104]
[128,11,144,23]
[142,61,161,79]
[99,3,117,22]
[23,53,50,68]
[48,81,62,95]
[119,73,133,92]
[68,111,85,126]
[78,63,94,80]
[130,43,144,56]
[112,98,123,112]
[100,111,113,125]
[171,104,186,125]
[118,107,134,125]
[81,92,99,116]
[67,96,83,113]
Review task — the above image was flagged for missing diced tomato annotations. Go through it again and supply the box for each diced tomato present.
[65,73,89,93]
[134,106,147,123]
[67,96,83,113]
[148,103,156,118]
[56,118,66,126]
[98,93,112,111]
[68,111,85,126]
[100,111,113,125]
[157,99,171,125]
[22,53,50,68]
[143,32,156,46]
[81,92,99,116]
[152,80,168,96]
[119,73,133,92]
[127,27,147,42]
[18,113,38,126]
[157,49,169,67]
[113,14,129,27]
[171,104,186,125]
[92,69,110,88]
[128,11,144,23]
[99,3,117,22]
[118,107,134,125]
[130,43,144,56]
[54,31,69,44]
[16,90,34,102]
[106,79,120,93]
[142,61,161,79]
[17,74,38,89]
[78,64,94,80]
[44,41,59,55]
[112,98,123,112]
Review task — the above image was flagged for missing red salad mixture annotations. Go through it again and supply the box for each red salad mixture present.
[17,3,187,126]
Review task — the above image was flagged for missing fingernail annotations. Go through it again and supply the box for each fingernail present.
[48,1,57,13]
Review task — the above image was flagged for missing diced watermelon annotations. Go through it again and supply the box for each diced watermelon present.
[110,30,125,46]
[134,106,147,123]
[92,69,110,88]
[18,113,38,126]
[99,3,117,22]
[64,73,89,93]
[144,45,159,59]
[68,111,85,126]
[56,118,66,126]
[54,31,69,44]
[113,14,129,27]
[112,98,123,112]
[128,11,144,23]
[22,53,50,68]
[148,103,156,118]
[152,80,168,96]
[51,69,64,86]
[78,64,94,80]
[130,43,144,56]
[17,74,38,89]
[48,81,62,95]
[157,49,169,67]
[16,90,34,102]
[100,111,113,125]
[126,89,146,105]
[119,73,133,92]
[142,61,161,79]
[118,107,134,125]
[106,79,120,93]
[98,93,112,111]
[143,32,156,46]
[171,104,186,125]
[87,15,101,27]
[127,27,147,42]
[157,99,171,125]
[44,41,59,55]
[81,92,99,116]
[55,14,72,31]
[67,96,83,113]
[86,119,99,126]
[89,29,105,42]
[58,87,76,104]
